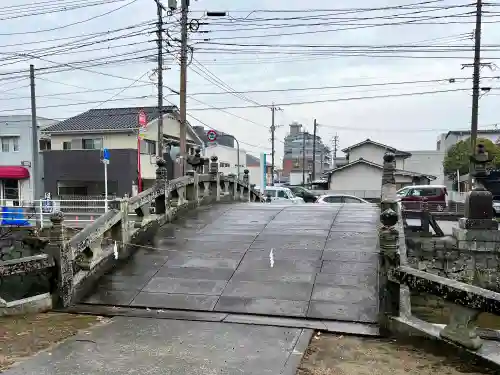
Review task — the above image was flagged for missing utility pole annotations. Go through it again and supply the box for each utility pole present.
[270,104,282,186]
[302,130,306,185]
[332,134,339,168]
[155,0,165,155]
[29,64,40,202]
[468,0,483,187]
[179,0,189,175]
[312,119,317,181]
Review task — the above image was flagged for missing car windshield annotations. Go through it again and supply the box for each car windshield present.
[286,189,296,198]
[396,188,408,196]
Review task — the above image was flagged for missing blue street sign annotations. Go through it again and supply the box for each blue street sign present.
[103,148,110,161]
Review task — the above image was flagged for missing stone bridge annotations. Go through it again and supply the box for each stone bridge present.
[1,152,500,369]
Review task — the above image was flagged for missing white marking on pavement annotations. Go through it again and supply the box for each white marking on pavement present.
[270,248,274,268]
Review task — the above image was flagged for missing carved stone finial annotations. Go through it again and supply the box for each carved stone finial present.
[383,151,395,163]
[50,211,64,224]
[380,208,398,227]
[156,157,167,167]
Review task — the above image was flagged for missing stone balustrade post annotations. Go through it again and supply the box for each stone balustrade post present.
[110,198,130,255]
[243,169,249,185]
[155,158,168,215]
[186,170,199,202]
[442,142,496,350]
[378,152,402,334]
[421,197,430,233]
[209,155,219,174]
[209,155,221,201]
[47,211,73,307]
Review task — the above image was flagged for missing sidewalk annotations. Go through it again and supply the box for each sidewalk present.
[0,313,105,371]
[1,314,312,375]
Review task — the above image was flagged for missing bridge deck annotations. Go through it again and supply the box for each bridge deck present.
[83,203,380,323]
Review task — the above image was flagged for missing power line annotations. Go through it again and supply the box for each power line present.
[0,86,492,115]
[0,0,139,36]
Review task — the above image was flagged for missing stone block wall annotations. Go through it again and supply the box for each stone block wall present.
[406,235,500,291]
[0,228,52,302]
[406,234,500,330]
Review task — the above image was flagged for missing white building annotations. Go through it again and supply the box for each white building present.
[436,129,500,152]
[204,143,247,179]
[326,139,436,199]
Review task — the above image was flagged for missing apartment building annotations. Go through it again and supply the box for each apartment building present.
[41,106,203,197]
[0,115,57,205]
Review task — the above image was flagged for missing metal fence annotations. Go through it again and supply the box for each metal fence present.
[401,200,465,214]
[0,199,109,229]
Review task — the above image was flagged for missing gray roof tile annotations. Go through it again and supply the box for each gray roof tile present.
[43,106,176,133]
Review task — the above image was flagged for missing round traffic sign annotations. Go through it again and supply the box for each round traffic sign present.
[207,129,217,142]
[138,110,147,127]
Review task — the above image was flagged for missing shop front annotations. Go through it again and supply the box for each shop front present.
[0,166,30,206]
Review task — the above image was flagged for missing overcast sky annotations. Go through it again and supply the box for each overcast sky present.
[1,0,500,161]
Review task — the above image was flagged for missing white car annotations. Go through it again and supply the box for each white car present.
[262,186,305,204]
[316,194,370,204]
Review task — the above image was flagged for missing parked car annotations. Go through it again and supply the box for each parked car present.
[315,194,371,204]
[396,185,448,211]
[261,186,305,204]
[288,186,319,203]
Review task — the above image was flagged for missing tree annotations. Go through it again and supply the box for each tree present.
[443,137,500,180]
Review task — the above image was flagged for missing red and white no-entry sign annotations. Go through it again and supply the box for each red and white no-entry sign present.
[207,129,217,142]
[138,110,147,127]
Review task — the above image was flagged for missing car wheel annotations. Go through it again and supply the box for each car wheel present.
[436,204,444,212]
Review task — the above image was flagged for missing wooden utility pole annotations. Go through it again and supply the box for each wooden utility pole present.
[312,119,317,181]
[155,0,165,155]
[179,0,189,174]
[332,134,339,168]
[29,64,40,201]
[270,104,282,186]
[469,0,483,186]
[302,130,306,185]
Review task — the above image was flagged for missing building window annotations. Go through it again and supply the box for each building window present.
[63,141,72,150]
[39,139,51,150]
[219,162,230,168]
[140,139,156,155]
[1,137,9,152]
[12,137,19,152]
[82,138,103,150]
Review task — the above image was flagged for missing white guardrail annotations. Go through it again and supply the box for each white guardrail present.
[0,199,115,229]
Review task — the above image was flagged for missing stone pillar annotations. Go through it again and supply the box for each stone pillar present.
[443,143,494,350]
[186,170,199,202]
[216,172,221,201]
[209,155,219,174]
[243,169,249,185]
[243,169,250,201]
[48,211,73,307]
[155,158,168,215]
[378,152,402,334]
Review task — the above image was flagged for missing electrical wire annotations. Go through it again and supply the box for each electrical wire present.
[0,86,492,115]
[0,0,139,36]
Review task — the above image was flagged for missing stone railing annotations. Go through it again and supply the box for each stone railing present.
[378,151,500,366]
[1,157,264,313]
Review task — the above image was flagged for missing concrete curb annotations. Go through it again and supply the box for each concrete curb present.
[281,329,314,375]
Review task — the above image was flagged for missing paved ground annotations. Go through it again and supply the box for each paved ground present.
[82,203,380,323]
[2,316,312,375]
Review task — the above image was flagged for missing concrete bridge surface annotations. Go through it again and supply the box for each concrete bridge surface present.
[79,202,380,331]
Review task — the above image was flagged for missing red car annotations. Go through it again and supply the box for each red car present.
[396,185,448,211]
